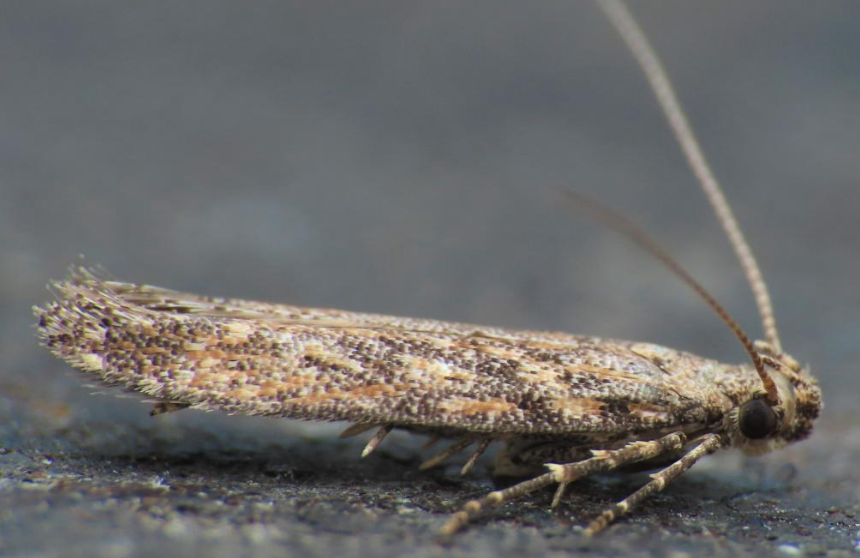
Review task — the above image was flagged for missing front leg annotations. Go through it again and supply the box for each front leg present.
[441,431,688,536]
[583,433,724,536]
[492,438,598,479]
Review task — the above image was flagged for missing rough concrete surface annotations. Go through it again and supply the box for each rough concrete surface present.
[3,2,860,557]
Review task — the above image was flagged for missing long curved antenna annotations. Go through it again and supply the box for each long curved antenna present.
[594,0,782,354]
[556,190,779,405]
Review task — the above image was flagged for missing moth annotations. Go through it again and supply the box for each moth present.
[34,0,821,536]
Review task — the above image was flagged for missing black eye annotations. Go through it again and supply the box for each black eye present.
[739,399,778,439]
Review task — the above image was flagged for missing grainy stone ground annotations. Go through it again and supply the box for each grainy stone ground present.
[2,397,860,558]
[3,2,860,557]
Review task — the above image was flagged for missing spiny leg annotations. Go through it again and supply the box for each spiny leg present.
[460,439,492,476]
[422,435,443,449]
[440,431,686,536]
[361,425,393,458]
[549,432,686,507]
[339,422,377,439]
[584,433,724,536]
[150,401,189,416]
[440,470,558,537]
[420,436,477,471]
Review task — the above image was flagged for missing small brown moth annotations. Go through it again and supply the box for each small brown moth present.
[34,0,821,536]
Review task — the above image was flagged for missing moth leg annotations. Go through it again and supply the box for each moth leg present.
[549,432,687,507]
[440,470,558,536]
[361,424,393,457]
[584,433,724,536]
[493,439,594,479]
[149,401,189,416]
[339,422,377,439]
[440,431,686,536]
[420,436,478,471]
[460,439,492,475]
[422,435,443,449]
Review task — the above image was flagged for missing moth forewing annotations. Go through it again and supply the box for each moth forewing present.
[37,271,749,438]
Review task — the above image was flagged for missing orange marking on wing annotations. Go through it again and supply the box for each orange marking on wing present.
[572,364,643,382]
[224,388,256,400]
[553,397,605,414]
[628,402,668,420]
[186,350,227,359]
[347,384,398,398]
[286,391,346,405]
[189,372,220,388]
[440,398,515,416]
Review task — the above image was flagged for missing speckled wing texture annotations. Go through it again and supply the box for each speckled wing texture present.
[36,269,738,439]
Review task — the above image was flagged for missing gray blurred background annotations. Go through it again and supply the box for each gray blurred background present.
[2,1,860,557]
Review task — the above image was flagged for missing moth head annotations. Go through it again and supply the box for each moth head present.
[731,341,822,455]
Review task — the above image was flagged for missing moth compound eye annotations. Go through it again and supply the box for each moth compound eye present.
[739,399,778,440]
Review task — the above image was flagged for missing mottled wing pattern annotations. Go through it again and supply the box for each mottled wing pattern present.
[36,269,735,438]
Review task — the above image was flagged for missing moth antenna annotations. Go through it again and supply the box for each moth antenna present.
[594,0,782,354]
[556,189,779,405]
